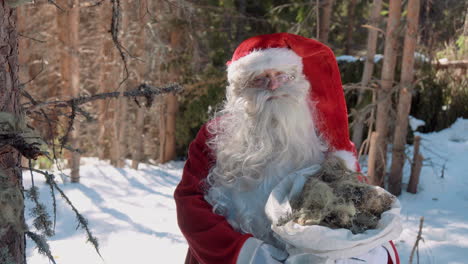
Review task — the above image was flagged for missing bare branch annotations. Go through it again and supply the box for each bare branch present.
[24,83,182,112]
[409,216,424,264]
[110,0,129,87]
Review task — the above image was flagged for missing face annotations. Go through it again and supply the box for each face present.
[237,68,309,117]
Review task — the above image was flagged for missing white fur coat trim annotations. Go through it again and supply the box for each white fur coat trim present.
[227,48,303,85]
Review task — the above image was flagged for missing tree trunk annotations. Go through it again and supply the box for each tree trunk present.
[389,0,421,195]
[318,0,334,44]
[97,0,114,160]
[112,0,130,168]
[0,3,26,263]
[56,0,81,181]
[159,93,178,163]
[351,0,383,152]
[68,0,81,182]
[131,0,149,170]
[368,0,402,187]
[344,0,358,55]
[407,136,422,194]
[158,29,181,163]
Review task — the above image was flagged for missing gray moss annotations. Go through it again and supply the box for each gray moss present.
[281,156,395,234]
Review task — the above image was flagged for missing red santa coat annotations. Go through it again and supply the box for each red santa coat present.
[174,123,252,264]
[174,33,400,264]
[174,123,400,264]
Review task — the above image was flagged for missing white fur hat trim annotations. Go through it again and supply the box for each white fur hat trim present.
[227,48,303,85]
[331,150,358,171]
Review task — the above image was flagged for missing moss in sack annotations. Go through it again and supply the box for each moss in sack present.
[280,157,395,234]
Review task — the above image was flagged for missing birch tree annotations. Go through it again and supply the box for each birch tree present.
[352,0,383,152]
[389,0,421,195]
[368,0,402,187]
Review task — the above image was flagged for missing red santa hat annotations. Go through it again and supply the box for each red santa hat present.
[226,33,359,171]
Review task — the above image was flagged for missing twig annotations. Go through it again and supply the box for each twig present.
[19,59,46,89]
[18,33,47,43]
[48,0,65,11]
[110,0,129,87]
[81,0,106,8]
[409,216,425,264]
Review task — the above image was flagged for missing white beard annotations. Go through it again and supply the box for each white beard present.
[204,74,328,249]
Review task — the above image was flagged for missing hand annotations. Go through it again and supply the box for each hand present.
[237,237,289,264]
[253,243,289,264]
[335,246,388,264]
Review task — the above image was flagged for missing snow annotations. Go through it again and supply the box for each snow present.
[24,160,187,264]
[337,53,429,64]
[373,54,384,63]
[409,115,426,131]
[25,119,468,264]
[336,55,359,63]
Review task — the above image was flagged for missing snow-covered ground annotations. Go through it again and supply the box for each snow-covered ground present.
[25,118,468,264]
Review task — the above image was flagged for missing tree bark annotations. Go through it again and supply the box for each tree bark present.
[112,0,130,168]
[159,93,178,163]
[367,132,379,185]
[318,0,334,44]
[97,0,114,160]
[158,27,181,163]
[68,0,81,182]
[389,0,421,195]
[407,136,422,194]
[368,0,402,187]
[344,0,358,55]
[56,0,81,181]
[352,0,383,152]
[131,0,148,170]
[0,3,26,263]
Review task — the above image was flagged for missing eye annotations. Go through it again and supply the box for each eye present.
[277,73,295,82]
[251,76,268,87]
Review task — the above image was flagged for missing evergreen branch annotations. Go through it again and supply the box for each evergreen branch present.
[26,162,55,237]
[44,171,58,229]
[25,231,57,264]
[52,177,101,257]
[21,167,102,257]
[34,169,101,257]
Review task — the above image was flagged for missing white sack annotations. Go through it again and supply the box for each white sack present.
[265,166,403,263]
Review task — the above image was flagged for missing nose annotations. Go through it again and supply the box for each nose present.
[267,78,280,91]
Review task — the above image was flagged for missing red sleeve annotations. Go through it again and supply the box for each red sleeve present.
[174,124,252,264]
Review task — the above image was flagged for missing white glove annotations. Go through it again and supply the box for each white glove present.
[335,246,388,264]
[237,237,289,264]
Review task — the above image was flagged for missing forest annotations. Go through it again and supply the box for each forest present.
[1,0,467,263]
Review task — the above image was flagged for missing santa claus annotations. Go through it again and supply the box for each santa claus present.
[174,33,400,264]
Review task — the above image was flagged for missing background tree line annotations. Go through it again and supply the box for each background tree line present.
[0,0,466,262]
[12,0,468,194]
